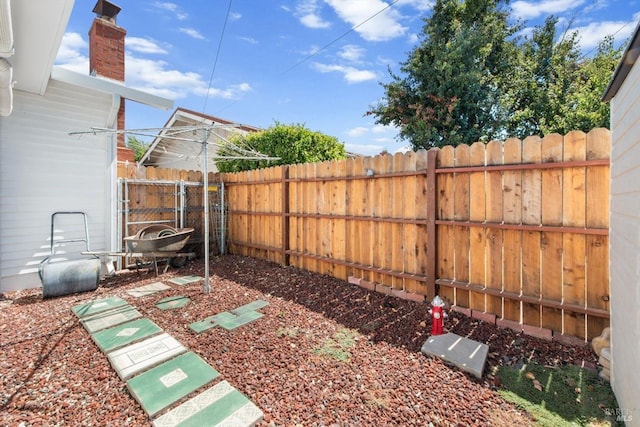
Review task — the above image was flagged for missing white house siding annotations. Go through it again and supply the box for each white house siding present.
[609,51,640,423]
[0,78,116,292]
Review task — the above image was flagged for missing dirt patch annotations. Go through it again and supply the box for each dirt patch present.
[1,255,598,426]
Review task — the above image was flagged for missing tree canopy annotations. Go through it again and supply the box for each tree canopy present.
[127,136,150,162]
[368,0,622,149]
[215,122,347,173]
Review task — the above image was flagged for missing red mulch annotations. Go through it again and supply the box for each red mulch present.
[0,254,598,426]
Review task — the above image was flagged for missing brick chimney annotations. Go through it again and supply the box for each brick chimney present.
[89,0,134,162]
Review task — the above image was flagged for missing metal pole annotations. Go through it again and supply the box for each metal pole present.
[203,129,210,293]
[220,181,226,255]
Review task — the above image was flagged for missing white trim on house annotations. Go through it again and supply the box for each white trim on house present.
[51,67,173,111]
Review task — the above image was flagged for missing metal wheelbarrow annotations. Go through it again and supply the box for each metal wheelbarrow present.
[39,212,100,298]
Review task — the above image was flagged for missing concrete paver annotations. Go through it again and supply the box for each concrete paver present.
[127,282,171,298]
[72,296,129,319]
[156,296,190,311]
[91,318,163,353]
[168,275,203,286]
[81,305,143,333]
[126,351,220,417]
[420,332,489,379]
[108,333,187,380]
[152,380,263,427]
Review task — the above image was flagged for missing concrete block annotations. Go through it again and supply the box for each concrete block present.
[421,333,489,379]
[358,280,376,291]
[404,292,426,304]
[451,306,471,317]
[471,310,496,325]
[375,284,392,296]
[348,276,361,286]
[553,333,586,347]
[496,318,522,333]
[523,325,552,341]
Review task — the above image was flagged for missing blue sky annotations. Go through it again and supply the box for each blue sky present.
[56,0,639,156]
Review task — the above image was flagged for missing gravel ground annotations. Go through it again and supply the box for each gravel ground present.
[1,254,598,426]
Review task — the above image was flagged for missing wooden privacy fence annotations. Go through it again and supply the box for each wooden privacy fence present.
[122,128,610,340]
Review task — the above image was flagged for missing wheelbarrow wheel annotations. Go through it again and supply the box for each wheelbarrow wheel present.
[169,256,188,268]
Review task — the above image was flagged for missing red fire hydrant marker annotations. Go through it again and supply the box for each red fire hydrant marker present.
[428,295,447,336]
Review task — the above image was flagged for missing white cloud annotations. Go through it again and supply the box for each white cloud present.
[574,19,637,50]
[126,55,252,100]
[55,32,88,73]
[312,63,377,83]
[511,0,585,20]
[396,0,433,11]
[339,44,366,62]
[324,0,407,41]
[179,28,205,40]
[297,0,331,29]
[347,126,369,137]
[154,2,177,12]
[127,37,169,54]
[153,2,188,20]
[239,36,259,44]
[230,12,242,20]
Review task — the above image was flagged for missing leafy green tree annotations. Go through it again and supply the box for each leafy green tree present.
[369,1,622,148]
[127,136,150,162]
[216,122,347,173]
[542,36,619,134]
[501,18,619,137]
[368,0,519,149]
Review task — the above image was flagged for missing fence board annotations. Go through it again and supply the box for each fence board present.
[453,144,470,308]
[540,134,564,333]
[521,136,542,328]
[392,153,405,290]
[502,138,522,322]
[404,151,421,294]
[469,142,487,312]
[563,131,587,337]
[586,129,610,339]
[437,146,455,305]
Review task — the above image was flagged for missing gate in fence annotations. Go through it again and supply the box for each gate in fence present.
[116,179,227,269]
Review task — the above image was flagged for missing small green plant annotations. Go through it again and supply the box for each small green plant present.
[276,327,300,338]
[312,328,359,362]
[496,363,622,426]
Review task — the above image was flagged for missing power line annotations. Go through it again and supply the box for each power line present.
[281,0,402,75]
[202,0,234,113]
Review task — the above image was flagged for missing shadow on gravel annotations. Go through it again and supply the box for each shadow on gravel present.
[208,254,599,372]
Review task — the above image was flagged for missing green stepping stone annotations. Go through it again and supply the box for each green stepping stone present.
[91,318,162,353]
[231,300,269,315]
[189,312,237,334]
[156,296,190,311]
[72,296,129,319]
[127,282,171,298]
[217,310,264,331]
[127,351,219,417]
[168,275,202,286]
[81,305,143,333]
[152,380,263,427]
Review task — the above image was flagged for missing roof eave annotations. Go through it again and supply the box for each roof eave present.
[50,66,174,110]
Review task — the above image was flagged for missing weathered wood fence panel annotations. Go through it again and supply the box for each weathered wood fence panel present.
[119,128,611,340]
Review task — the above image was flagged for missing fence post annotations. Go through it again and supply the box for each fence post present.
[426,149,437,299]
[281,166,290,267]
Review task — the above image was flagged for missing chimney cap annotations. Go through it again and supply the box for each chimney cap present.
[92,0,121,20]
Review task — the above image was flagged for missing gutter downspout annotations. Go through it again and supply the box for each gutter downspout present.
[106,94,121,253]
